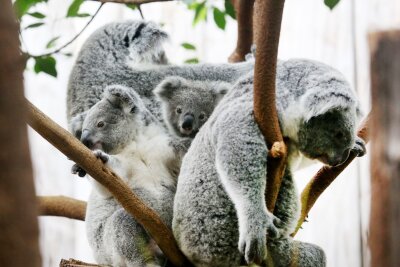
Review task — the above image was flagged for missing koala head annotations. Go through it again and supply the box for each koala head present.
[154,76,229,138]
[80,85,152,154]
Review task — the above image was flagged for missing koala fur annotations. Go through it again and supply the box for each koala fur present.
[172,59,366,267]
[79,85,188,267]
[153,76,230,138]
[67,20,253,138]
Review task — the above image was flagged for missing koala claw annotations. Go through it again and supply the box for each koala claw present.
[71,164,87,177]
[94,150,109,163]
[352,137,366,157]
[239,231,267,265]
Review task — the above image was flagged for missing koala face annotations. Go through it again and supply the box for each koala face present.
[154,77,229,138]
[80,85,149,154]
[297,109,356,167]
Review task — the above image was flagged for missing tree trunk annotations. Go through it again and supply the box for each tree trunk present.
[369,30,400,267]
[0,0,41,266]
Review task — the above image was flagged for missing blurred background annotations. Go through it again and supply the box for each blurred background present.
[21,0,399,266]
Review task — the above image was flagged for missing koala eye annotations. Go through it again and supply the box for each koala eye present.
[335,131,344,139]
[97,121,105,128]
[130,106,136,113]
[176,106,182,114]
[199,113,206,121]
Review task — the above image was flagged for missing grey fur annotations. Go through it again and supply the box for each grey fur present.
[67,20,253,137]
[153,76,230,138]
[173,59,366,267]
[79,85,189,267]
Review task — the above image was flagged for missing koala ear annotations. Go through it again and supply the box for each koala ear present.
[153,76,186,100]
[105,85,137,114]
[213,82,230,102]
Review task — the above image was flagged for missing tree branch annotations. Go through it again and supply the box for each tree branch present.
[228,0,254,63]
[253,0,287,212]
[37,196,86,221]
[292,114,371,236]
[60,258,105,267]
[88,0,173,4]
[26,100,192,267]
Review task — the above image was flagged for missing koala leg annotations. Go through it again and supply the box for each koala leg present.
[266,237,326,267]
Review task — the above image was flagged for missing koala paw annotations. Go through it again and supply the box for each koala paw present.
[93,150,109,163]
[71,164,87,177]
[352,137,366,157]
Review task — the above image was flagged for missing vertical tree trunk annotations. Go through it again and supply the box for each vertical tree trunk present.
[0,1,41,266]
[369,30,400,267]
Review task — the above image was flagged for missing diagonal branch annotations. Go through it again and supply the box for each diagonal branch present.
[253,0,287,212]
[292,113,371,236]
[26,100,192,267]
[37,196,86,221]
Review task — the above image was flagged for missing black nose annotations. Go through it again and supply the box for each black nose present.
[80,130,94,149]
[182,114,194,131]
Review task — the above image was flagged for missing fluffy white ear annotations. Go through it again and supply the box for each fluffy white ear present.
[153,76,186,100]
[104,85,138,114]
[213,82,230,102]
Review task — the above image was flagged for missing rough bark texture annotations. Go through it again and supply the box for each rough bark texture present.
[292,115,370,236]
[369,30,400,267]
[38,196,86,221]
[253,0,287,212]
[26,101,192,267]
[60,258,105,267]
[228,0,255,63]
[0,1,42,266]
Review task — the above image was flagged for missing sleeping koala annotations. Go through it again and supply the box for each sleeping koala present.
[153,76,230,138]
[173,59,366,267]
[73,85,189,267]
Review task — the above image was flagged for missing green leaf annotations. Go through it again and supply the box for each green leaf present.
[224,0,236,19]
[34,56,57,77]
[213,7,226,30]
[28,12,45,19]
[45,36,60,49]
[63,52,73,57]
[184,58,199,64]
[24,22,45,30]
[125,3,137,10]
[76,13,90,17]
[14,0,46,19]
[67,0,84,17]
[324,0,340,10]
[181,42,196,50]
[193,2,207,26]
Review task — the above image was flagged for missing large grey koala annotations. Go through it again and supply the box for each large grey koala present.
[67,20,253,137]
[153,76,230,138]
[77,85,189,267]
[172,59,366,267]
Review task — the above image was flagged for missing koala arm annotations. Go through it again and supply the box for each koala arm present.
[213,108,280,264]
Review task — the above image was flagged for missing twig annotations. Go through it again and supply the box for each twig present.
[60,258,105,267]
[292,114,371,236]
[37,196,86,221]
[26,100,193,267]
[253,0,287,212]
[26,3,104,58]
[137,5,145,19]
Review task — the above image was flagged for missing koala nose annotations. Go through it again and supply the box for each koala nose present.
[329,149,351,167]
[80,130,94,149]
[182,114,194,131]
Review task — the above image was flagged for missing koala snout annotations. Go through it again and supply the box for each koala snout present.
[181,114,194,132]
[328,149,351,167]
[81,129,95,149]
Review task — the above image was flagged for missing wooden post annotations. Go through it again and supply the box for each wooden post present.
[369,30,400,267]
[0,0,41,266]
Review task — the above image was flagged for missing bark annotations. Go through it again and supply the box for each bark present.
[60,258,105,267]
[369,30,400,267]
[253,0,287,212]
[228,0,255,63]
[26,101,192,267]
[38,196,86,221]
[292,114,370,236]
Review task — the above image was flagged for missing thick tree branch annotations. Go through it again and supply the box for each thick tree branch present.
[37,196,86,221]
[228,0,254,63]
[26,100,192,267]
[292,114,371,236]
[253,0,287,212]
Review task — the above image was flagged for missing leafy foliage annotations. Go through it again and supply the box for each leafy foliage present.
[34,56,57,77]
[324,0,341,10]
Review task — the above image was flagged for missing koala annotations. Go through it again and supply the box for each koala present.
[172,59,366,267]
[153,76,230,138]
[67,20,254,139]
[75,85,189,267]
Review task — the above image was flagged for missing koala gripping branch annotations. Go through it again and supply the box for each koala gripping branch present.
[292,114,371,236]
[26,100,193,267]
[253,0,287,212]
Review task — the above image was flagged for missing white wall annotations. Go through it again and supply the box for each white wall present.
[23,0,400,266]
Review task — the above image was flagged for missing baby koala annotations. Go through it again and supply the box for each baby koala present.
[72,85,189,267]
[153,76,230,138]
